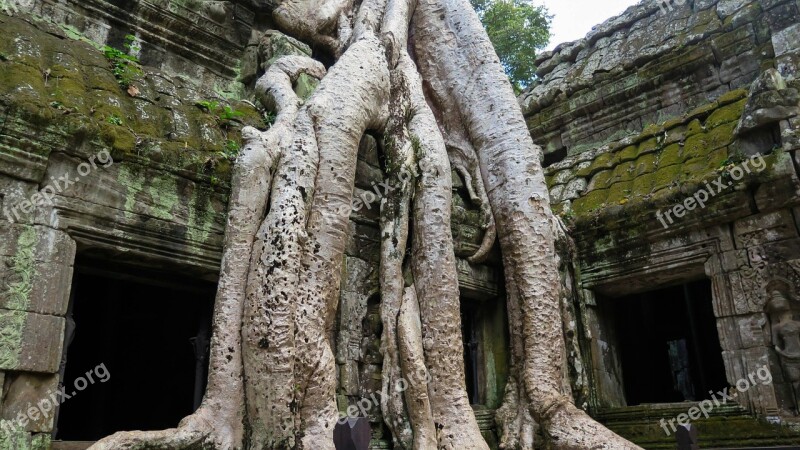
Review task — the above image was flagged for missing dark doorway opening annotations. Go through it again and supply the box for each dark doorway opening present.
[461,300,480,405]
[459,295,510,408]
[612,279,727,405]
[55,258,215,441]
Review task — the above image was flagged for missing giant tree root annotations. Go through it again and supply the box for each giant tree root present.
[88,0,643,449]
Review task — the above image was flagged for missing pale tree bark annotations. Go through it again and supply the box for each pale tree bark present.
[88,0,642,449]
[412,1,640,448]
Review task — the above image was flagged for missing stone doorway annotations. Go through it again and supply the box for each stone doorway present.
[459,296,509,409]
[610,279,728,406]
[53,257,215,442]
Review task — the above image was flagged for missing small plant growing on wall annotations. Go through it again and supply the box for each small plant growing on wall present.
[218,105,244,128]
[104,34,142,89]
[217,140,240,161]
[195,100,245,129]
[106,114,123,126]
[263,110,277,128]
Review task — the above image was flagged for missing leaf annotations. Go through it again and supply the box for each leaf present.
[127,85,140,97]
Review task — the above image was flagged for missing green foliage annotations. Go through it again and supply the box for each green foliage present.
[471,0,551,92]
[217,139,241,161]
[195,100,220,113]
[106,114,123,126]
[263,110,277,128]
[103,34,142,88]
[219,105,244,123]
[195,101,244,128]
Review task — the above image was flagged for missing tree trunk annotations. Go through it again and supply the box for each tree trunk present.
[87,1,642,449]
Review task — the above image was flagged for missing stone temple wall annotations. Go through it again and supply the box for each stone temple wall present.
[522,0,800,446]
[521,0,796,158]
[0,7,260,447]
[0,2,504,449]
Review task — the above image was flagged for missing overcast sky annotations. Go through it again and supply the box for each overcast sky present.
[536,0,642,49]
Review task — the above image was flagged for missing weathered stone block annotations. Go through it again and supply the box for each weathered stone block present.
[717,0,751,17]
[552,168,573,186]
[733,209,798,249]
[764,1,800,32]
[739,347,779,412]
[754,166,800,212]
[730,262,776,313]
[737,313,770,348]
[719,249,750,272]
[344,222,381,263]
[562,178,588,201]
[772,23,800,57]
[0,259,73,316]
[0,372,59,432]
[549,184,565,204]
[0,225,74,316]
[456,259,501,299]
[0,309,64,373]
[756,237,800,265]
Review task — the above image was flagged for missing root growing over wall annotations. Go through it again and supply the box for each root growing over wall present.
[88,1,642,449]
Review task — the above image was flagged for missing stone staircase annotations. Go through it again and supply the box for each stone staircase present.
[595,403,800,449]
[473,407,501,450]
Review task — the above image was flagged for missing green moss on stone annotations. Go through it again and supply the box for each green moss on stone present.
[606,180,632,204]
[118,165,145,219]
[652,164,683,192]
[632,172,657,195]
[5,227,36,312]
[572,189,608,215]
[0,227,37,370]
[295,73,319,101]
[640,122,663,139]
[617,145,638,163]
[147,175,180,221]
[705,99,747,128]
[589,169,615,191]
[685,100,720,123]
[686,119,705,136]
[611,161,636,183]
[187,186,216,244]
[662,116,686,130]
[577,151,617,177]
[633,153,658,177]
[659,143,683,166]
[681,157,710,183]
[0,15,260,179]
[0,427,51,450]
[707,122,738,150]
[717,88,749,105]
[706,147,729,169]
[683,132,711,160]
[0,421,27,450]
[638,137,661,155]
